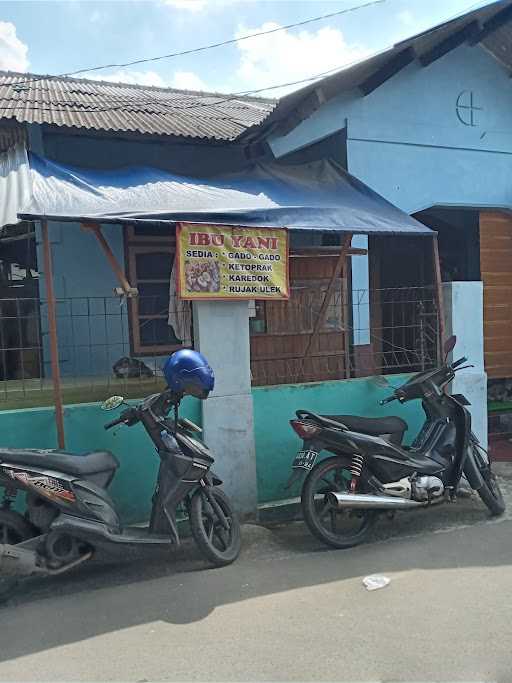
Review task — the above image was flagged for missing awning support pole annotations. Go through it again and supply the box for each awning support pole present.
[41,220,65,449]
[81,222,138,297]
[432,235,446,356]
[302,233,352,374]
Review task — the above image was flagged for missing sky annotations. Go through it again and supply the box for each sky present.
[0,0,494,97]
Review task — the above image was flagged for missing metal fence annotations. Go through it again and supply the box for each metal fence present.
[0,295,191,407]
[250,285,440,386]
[0,285,440,405]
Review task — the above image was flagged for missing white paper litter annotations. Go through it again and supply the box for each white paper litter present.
[363,575,390,591]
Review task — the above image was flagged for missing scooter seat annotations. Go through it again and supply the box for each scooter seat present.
[0,448,119,478]
[323,415,408,437]
[299,411,407,444]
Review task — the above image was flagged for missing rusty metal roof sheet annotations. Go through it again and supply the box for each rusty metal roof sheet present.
[0,71,276,142]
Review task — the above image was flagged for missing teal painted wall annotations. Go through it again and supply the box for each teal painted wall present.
[252,375,423,503]
[0,377,424,520]
[0,397,201,523]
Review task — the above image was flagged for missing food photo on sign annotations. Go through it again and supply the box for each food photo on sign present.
[176,223,289,301]
[185,260,221,294]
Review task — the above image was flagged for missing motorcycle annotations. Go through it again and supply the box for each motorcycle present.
[0,389,241,601]
[288,336,505,549]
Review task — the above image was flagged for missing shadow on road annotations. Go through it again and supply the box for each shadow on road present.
[1,488,512,666]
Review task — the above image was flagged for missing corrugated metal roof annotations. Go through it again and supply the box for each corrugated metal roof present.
[0,72,276,142]
[261,0,512,136]
[482,20,512,67]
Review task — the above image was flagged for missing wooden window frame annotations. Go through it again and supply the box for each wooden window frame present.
[124,228,184,356]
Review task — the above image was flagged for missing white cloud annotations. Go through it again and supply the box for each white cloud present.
[171,70,207,91]
[86,69,168,87]
[164,0,207,11]
[397,9,415,27]
[0,22,29,72]
[84,68,210,92]
[233,22,369,96]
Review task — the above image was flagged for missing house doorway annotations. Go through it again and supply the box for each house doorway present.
[368,235,438,374]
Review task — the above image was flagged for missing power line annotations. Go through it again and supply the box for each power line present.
[0,53,377,118]
[12,0,384,90]
[0,0,490,122]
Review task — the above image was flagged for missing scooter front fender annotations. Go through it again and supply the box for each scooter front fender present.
[205,471,223,486]
[463,445,484,490]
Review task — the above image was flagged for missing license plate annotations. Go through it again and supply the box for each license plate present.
[292,449,319,471]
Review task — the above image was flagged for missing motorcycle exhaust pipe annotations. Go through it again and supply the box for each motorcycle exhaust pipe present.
[0,543,43,577]
[0,543,92,578]
[326,491,425,510]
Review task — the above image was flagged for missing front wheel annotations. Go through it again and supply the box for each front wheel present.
[190,487,241,567]
[471,444,506,516]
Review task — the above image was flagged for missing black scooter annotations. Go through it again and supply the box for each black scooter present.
[288,336,505,549]
[0,389,241,600]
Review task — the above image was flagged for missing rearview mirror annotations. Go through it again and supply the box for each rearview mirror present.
[443,335,457,356]
[101,395,125,411]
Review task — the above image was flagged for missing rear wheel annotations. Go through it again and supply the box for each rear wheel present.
[302,456,376,549]
[0,510,35,603]
[190,487,241,567]
[471,444,505,516]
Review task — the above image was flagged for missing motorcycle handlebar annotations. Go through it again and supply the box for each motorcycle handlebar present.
[451,356,468,370]
[104,407,138,431]
[104,416,125,431]
[379,394,397,406]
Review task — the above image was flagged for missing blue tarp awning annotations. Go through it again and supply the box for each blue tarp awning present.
[1,145,433,236]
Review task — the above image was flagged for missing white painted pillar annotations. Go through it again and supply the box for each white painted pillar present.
[351,235,370,345]
[193,300,257,518]
[443,281,487,448]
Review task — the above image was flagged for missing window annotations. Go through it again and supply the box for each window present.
[125,226,188,355]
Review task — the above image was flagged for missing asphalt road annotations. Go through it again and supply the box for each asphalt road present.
[1,488,512,682]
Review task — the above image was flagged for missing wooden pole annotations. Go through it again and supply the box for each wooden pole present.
[301,234,352,373]
[41,220,65,449]
[432,234,446,355]
[81,223,137,296]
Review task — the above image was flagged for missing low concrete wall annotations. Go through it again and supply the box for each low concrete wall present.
[0,376,427,522]
[0,398,201,523]
[253,375,424,503]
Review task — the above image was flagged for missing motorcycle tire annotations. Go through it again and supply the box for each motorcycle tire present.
[302,456,376,549]
[471,445,506,516]
[190,487,241,567]
[0,509,36,603]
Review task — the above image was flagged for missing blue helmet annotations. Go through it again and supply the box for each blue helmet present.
[163,349,214,399]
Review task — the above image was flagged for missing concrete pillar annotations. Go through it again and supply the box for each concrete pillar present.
[351,236,374,376]
[193,300,257,519]
[443,281,487,448]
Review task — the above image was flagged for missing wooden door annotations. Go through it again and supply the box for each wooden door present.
[480,211,512,378]
[250,254,348,386]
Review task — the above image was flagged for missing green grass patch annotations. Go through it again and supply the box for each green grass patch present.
[0,376,167,410]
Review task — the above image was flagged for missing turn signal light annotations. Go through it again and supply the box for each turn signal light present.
[290,420,322,439]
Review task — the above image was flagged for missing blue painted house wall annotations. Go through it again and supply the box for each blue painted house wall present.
[269,45,512,214]
[36,221,129,377]
[33,132,250,377]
